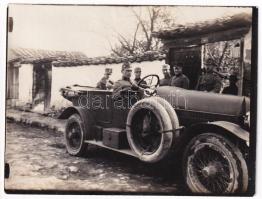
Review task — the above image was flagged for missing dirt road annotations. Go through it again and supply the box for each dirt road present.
[5,122,185,194]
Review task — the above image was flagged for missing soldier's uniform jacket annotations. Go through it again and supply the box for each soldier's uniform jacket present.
[170,74,190,89]
[196,73,222,93]
[222,84,238,95]
[113,77,145,100]
[96,77,114,90]
[159,75,171,86]
[113,77,135,98]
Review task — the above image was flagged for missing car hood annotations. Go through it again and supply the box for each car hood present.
[156,86,250,117]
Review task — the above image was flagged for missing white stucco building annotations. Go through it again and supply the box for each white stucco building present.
[7,49,165,112]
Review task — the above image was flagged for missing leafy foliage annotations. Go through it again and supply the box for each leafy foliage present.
[204,39,241,76]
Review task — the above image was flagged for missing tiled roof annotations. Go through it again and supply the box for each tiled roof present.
[8,48,88,63]
[8,48,166,66]
[152,13,252,39]
[52,51,166,67]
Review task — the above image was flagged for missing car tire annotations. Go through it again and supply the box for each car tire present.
[149,96,180,145]
[126,98,175,163]
[183,133,248,194]
[65,114,88,156]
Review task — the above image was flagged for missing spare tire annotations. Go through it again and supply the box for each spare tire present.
[150,96,180,140]
[149,96,180,155]
[126,97,176,163]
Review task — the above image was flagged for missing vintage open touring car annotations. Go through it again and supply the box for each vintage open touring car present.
[59,74,250,194]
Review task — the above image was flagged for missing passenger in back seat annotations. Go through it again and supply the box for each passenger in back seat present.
[96,67,114,90]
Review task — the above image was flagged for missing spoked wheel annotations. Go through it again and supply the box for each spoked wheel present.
[183,133,248,194]
[65,114,88,156]
[67,122,81,149]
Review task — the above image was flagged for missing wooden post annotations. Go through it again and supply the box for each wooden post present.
[8,17,13,32]
[7,62,20,99]
[44,63,52,111]
[13,66,19,99]
[201,44,205,69]
[239,38,245,96]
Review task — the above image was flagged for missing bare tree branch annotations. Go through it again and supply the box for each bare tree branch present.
[111,48,124,57]
[107,39,123,57]
[131,23,140,52]
[118,34,131,48]
[218,42,229,67]
[147,7,152,21]
[118,38,134,54]
[206,47,218,66]
[110,7,172,57]
[132,9,150,43]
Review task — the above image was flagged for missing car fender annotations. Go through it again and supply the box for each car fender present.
[186,121,249,146]
[58,106,94,139]
[58,107,79,119]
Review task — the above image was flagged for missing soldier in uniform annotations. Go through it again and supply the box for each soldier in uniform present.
[159,64,171,86]
[195,58,222,93]
[222,75,238,95]
[133,67,148,88]
[96,67,114,90]
[170,65,190,89]
[113,62,144,99]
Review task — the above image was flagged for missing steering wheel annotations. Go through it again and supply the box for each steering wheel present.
[137,74,160,97]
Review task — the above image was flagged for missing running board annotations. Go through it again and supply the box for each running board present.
[84,140,138,158]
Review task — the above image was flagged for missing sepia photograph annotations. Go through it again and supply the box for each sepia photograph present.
[4,3,258,196]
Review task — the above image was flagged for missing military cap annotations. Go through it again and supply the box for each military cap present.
[105,67,112,75]
[121,62,132,71]
[162,64,170,70]
[173,64,183,69]
[134,67,141,72]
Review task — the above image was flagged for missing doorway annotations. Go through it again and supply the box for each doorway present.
[169,47,201,89]
[32,62,52,111]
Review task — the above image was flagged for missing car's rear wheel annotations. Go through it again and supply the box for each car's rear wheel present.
[183,133,248,194]
[65,114,88,156]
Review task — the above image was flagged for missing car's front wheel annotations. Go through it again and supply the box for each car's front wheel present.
[183,133,248,194]
[65,114,88,156]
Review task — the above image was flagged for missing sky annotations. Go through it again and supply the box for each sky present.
[8,5,252,57]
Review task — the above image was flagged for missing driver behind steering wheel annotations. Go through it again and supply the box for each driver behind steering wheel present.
[112,62,145,99]
[133,67,149,89]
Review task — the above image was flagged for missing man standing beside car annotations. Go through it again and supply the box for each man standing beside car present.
[170,65,190,89]
[159,64,171,86]
[222,75,239,95]
[195,58,222,93]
